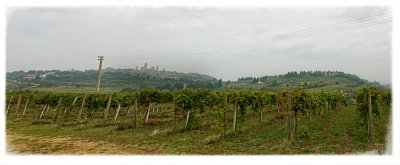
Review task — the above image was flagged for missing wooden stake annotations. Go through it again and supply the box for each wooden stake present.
[65,96,79,113]
[185,109,191,128]
[72,96,78,106]
[32,104,37,119]
[145,104,151,124]
[277,104,280,118]
[127,106,131,117]
[6,96,13,115]
[224,91,227,134]
[308,109,311,128]
[233,100,237,131]
[22,98,30,118]
[104,94,112,120]
[173,92,177,130]
[53,97,63,123]
[15,95,22,118]
[114,104,121,122]
[39,104,47,119]
[78,95,87,120]
[294,111,298,139]
[134,98,137,128]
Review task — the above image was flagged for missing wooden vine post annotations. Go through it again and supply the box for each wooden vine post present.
[104,94,112,120]
[39,104,47,119]
[114,104,121,123]
[6,96,13,115]
[78,95,87,120]
[308,109,312,128]
[126,106,131,117]
[294,105,298,139]
[277,104,280,118]
[287,93,291,140]
[53,97,63,123]
[185,109,191,128]
[173,92,178,130]
[22,98,30,118]
[32,104,37,119]
[65,96,78,113]
[14,95,22,118]
[367,89,373,144]
[224,91,227,135]
[233,99,237,131]
[145,103,151,124]
[260,106,263,122]
[134,97,138,128]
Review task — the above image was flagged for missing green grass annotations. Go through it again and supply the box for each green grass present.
[6,103,390,154]
[30,85,115,93]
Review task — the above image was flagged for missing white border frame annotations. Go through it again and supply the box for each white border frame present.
[0,0,399,165]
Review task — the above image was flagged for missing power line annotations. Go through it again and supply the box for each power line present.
[7,13,392,66]
[108,13,390,59]
[107,18,391,61]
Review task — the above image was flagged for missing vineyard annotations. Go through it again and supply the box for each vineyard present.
[5,87,391,154]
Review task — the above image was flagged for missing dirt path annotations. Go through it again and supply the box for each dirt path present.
[6,133,163,155]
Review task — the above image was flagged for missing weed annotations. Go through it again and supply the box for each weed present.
[116,122,133,130]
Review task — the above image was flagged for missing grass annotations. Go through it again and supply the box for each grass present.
[6,103,390,155]
[30,85,115,93]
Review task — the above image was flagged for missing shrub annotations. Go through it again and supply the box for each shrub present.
[116,122,133,130]
[31,120,51,125]
[205,135,220,144]
[298,127,310,139]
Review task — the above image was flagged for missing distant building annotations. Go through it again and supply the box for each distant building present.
[156,65,159,71]
[40,72,55,78]
[23,74,36,79]
[58,74,74,78]
[135,66,138,70]
[150,67,155,71]
[144,63,148,70]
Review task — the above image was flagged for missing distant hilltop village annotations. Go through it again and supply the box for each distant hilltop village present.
[102,62,216,81]
[134,62,164,72]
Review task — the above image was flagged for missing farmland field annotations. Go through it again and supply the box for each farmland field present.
[5,91,390,155]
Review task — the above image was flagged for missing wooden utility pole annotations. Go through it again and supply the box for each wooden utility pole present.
[96,56,104,93]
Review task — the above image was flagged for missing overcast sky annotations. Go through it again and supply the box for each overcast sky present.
[6,7,392,84]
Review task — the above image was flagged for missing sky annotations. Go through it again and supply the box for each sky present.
[6,7,392,84]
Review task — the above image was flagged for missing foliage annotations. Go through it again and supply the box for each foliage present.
[356,87,382,120]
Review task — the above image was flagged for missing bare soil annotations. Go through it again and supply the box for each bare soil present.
[6,133,163,155]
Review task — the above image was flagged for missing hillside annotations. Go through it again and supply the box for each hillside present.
[6,70,388,100]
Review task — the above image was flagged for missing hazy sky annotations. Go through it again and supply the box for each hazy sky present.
[6,7,392,84]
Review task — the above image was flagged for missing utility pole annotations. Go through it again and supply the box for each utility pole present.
[96,56,104,93]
